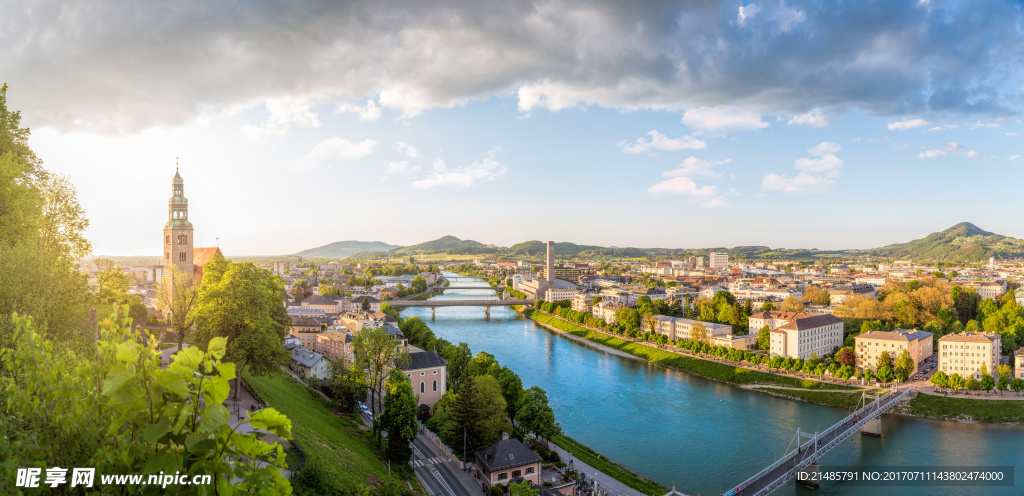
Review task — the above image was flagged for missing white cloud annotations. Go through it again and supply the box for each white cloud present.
[294,137,377,168]
[384,160,410,175]
[918,149,946,158]
[337,99,383,121]
[967,150,978,158]
[646,177,719,196]
[1009,154,1022,161]
[620,131,706,154]
[887,118,929,131]
[737,4,761,25]
[794,154,843,175]
[395,141,422,158]
[702,198,726,208]
[807,141,841,156]
[762,172,835,193]
[728,188,741,196]
[681,106,769,133]
[1006,132,1019,137]
[947,142,963,151]
[968,120,1000,129]
[927,124,958,132]
[410,149,507,189]
[787,108,828,127]
[240,97,323,139]
[661,157,730,178]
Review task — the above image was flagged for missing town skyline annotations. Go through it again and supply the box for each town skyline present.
[5,1,1024,256]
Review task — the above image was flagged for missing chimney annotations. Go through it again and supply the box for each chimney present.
[546,241,554,284]
[502,432,509,440]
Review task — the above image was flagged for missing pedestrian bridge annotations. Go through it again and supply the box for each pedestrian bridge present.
[723,387,911,496]
[432,286,504,291]
[389,298,535,318]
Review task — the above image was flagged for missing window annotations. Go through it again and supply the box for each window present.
[165,251,169,260]
[498,473,507,481]
[525,467,534,474]
[512,470,521,478]
[420,372,425,376]
[433,380,437,391]
[165,235,170,245]
[179,252,186,261]
[420,382,425,394]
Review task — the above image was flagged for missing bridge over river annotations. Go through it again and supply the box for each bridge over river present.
[724,387,911,496]
[389,298,536,318]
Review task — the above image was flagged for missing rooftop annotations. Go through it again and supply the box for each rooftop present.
[474,438,542,473]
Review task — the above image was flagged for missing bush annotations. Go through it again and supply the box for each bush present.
[488,483,506,496]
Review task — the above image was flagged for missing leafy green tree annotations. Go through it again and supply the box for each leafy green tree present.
[193,256,291,403]
[863,368,875,382]
[757,326,772,350]
[1,310,292,493]
[965,376,980,391]
[516,386,560,439]
[352,326,408,442]
[876,366,893,384]
[411,275,428,293]
[980,373,995,392]
[691,322,709,344]
[760,301,775,312]
[509,480,540,496]
[492,366,524,421]
[158,264,199,351]
[379,369,419,463]
[949,373,965,391]
[930,370,948,388]
[780,296,805,313]
[877,351,893,372]
[1011,378,1024,395]
[996,374,1009,392]
[466,351,498,377]
[895,349,914,382]
[768,355,784,372]
[323,358,368,413]
[454,375,509,450]
[440,342,472,385]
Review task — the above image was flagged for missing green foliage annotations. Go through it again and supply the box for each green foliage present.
[930,370,948,388]
[1,309,292,494]
[895,349,914,382]
[509,480,540,496]
[904,393,1024,422]
[379,370,419,463]
[516,387,560,439]
[352,326,407,441]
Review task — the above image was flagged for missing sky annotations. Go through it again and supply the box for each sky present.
[4,0,1024,256]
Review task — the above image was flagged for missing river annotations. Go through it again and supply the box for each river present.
[397,274,1023,496]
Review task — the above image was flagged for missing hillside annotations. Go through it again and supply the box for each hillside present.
[391,235,486,256]
[294,240,401,258]
[870,222,1024,261]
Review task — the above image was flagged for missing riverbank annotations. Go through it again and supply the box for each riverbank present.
[518,307,1024,423]
[549,434,667,496]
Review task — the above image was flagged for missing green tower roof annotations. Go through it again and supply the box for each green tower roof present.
[173,167,184,185]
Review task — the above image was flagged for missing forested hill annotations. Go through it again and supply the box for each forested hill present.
[293,240,400,258]
[868,222,1024,261]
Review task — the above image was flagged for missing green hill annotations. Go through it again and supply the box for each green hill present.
[293,240,401,258]
[870,222,1024,261]
[391,235,484,255]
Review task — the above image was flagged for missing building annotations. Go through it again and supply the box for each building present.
[301,295,340,314]
[289,316,322,350]
[571,293,594,314]
[769,314,844,360]
[474,437,543,488]
[289,348,330,380]
[350,295,382,313]
[541,267,583,285]
[163,167,195,279]
[855,329,934,375]
[545,288,579,302]
[1016,348,1024,380]
[708,252,729,270]
[399,350,448,409]
[273,261,288,274]
[748,311,806,334]
[315,329,353,362]
[960,281,1007,301]
[653,316,731,342]
[938,332,1001,380]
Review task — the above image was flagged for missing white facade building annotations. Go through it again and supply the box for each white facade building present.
[769,314,844,360]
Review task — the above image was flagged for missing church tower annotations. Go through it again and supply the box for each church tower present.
[163,166,194,278]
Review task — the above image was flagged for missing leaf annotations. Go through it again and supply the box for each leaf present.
[198,405,229,434]
[101,362,135,396]
[170,346,204,371]
[216,362,236,382]
[156,368,190,399]
[115,340,140,363]
[208,336,227,359]
[202,376,230,406]
[142,452,175,475]
[143,416,172,444]
[248,408,292,439]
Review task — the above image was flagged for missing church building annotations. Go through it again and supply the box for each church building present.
[163,167,222,285]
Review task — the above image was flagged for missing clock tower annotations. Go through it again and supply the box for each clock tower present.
[163,165,194,279]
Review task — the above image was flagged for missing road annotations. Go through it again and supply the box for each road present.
[548,444,647,496]
[412,435,474,496]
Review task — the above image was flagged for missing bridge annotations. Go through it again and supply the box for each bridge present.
[431,286,504,292]
[389,298,535,318]
[723,387,911,496]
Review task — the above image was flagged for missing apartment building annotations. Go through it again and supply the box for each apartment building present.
[315,329,353,363]
[1016,348,1024,380]
[938,332,1001,380]
[653,315,732,342]
[545,287,580,302]
[959,281,1007,301]
[855,329,934,374]
[571,293,594,314]
[748,311,806,334]
[769,314,844,360]
[289,316,322,350]
[708,252,729,270]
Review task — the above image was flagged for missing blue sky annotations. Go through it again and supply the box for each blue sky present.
[5,0,1024,255]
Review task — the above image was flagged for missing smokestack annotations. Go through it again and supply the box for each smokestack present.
[546,241,554,284]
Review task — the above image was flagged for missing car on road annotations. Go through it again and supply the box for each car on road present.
[359,403,373,419]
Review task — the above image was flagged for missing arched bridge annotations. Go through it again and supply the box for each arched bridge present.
[389,298,535,318]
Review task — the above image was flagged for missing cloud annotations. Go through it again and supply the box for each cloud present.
[5,1,1024,132]
[681,106,769,133]
[384,160,410,175]
[968,121,1000,129]
[927,124,958,132]
[702,197,726,208]
[294,137,377,168]
[620,131,706,154]
[762,172,835,193]
[794,154,843,175]
[1006,132,1019,137]
[918,149,946,158]
[661,157,730,178]
[240,97,323,139]
[395,141,422,158]
[918,141,980,158]
[787,108,828,127]
[1009,155,1022,161]
[337,99,382,121]
[647,177,719,197]
[410,149,507,189]
[887,118,930,131]
[807,141,841,156]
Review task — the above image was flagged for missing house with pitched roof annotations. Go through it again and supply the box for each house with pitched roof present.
[474,437,543,488]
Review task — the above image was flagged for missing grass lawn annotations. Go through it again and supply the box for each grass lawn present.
[242,370,406,489]
[522,308,855,391]
[902,393,1024,423]
[550,434,667,496]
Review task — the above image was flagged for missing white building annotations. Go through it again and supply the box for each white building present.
[1016,349,1024,380]
[571,293,594,314]
[653,316,731,342]
[289,348,330,380]
[545,288,580,302]
[769,314,844,360]
[938,332,1001,381]
[708,252,729,270]
[960,281,1007,301]
[511,274,525,290]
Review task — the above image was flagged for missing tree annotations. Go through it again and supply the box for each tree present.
[509,480,540,496]
[980,373,995,393]
[193,256,291,403]
[895,349,914,382]
[158,264,199,351]
[862,368,875,383]
[492,366,524,422]
[802,286,831,306]
[965,376,980,391]
[455,375,509,450]
[1,310,293,493]
[756,326,771,350]
[1011,378,1024,395]
[690,323,710,344]
[949,373,965,391]
[780,296,805,313]
[323,358,368,413]
[836,347,856,367]
[516,386,560,439]
[38,173,91,259]
[361,296,371,311]
[930,370,948,388]
[876,366,893,384]
[760,301,775,312]
[379,369,419,463]
[411,275,428,293]
[352,326,408,442]
[877,351,893,372]
[440,342,472,386]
